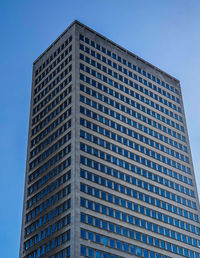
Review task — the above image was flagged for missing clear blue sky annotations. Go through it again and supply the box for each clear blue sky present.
[1,0,200,257]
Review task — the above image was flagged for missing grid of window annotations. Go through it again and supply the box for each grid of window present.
[28,167,71,196]
[80,156,198,223]
[25,199,71,237]
[80,129,193,199]
[31,98,71,137]
[80,109,192,185]
[81,227,193,257]
[79,110,186,155]
[26,230,70,258]
[24,214,70,251]
[51,246,70,258]
[80,117,192,189]
[80,245,123,258]
[29,144,71,171]
[79,52,181,113]
[30,129,71,159]
[33,75,71,114]
[27,178,71,209]
[32,87,71,125]
[80,60,183,124]
[80,74,185,141]
[80,183,199,245]
[79,94,190,174]
[80,122,191,181]
[26,187,70,223]
[30,133,71,169]
[81,139,195,207]
[34,61,72,97]
[30,116,71,150]
[79,73,184,145]
[35,50,72,88]
[29,148,70,185]
[35,35,72,78]
[80,213,179,257]
[80,198,200,257]
[80,141,197,211]
[79,110,188,165]
[79,34,180,96]
[80,168,199,234]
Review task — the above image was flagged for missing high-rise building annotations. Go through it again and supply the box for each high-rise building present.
[20,20,200,258]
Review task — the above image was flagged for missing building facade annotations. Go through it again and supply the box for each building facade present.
[20,20,200,258]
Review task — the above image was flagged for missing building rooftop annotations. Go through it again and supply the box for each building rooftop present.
[34,20,180,84]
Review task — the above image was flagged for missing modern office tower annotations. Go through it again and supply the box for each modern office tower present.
[20,20,200,258]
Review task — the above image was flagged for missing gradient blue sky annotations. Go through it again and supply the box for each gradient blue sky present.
[1,0,200,257]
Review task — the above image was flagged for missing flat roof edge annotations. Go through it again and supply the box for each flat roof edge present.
[33,20,78,65]
[75,21,180,84]
[33,20,180,84]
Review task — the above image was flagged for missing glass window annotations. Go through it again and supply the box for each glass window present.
[116,241,122,250]
[130,245,136,254]
[102,236,108,246]
[88,231,93,241]
[80,245,86,256]
[80,229,86,239]
[88,248,94,258]
[136,247,142,256]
